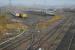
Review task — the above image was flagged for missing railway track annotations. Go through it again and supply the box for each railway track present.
[27,14,72,50]
[55,25,73,50]
[56,13,75,50]
[0,31,32,50]
[0,12,62,50]
[0,16,63,50]
[40,14,73,50]
[1,12,74,50]
[67,13,75,50]
[40,17,72,50]
[69,30,75,50]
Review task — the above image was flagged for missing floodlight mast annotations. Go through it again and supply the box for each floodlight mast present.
[8,0,12,11]
[9,0,12,7]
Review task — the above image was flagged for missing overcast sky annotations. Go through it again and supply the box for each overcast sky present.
[0,0,75,6]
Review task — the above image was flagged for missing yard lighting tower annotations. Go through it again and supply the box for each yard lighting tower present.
[8,0,12,11]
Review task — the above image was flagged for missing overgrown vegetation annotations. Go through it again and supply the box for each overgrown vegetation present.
[0,15,29,43]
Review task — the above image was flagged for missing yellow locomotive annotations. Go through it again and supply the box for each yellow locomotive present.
[15,13,28,18]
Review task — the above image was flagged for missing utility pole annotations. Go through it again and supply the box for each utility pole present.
[0,8,1,15]
[9,0,12,8]
[8,0,12,12]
